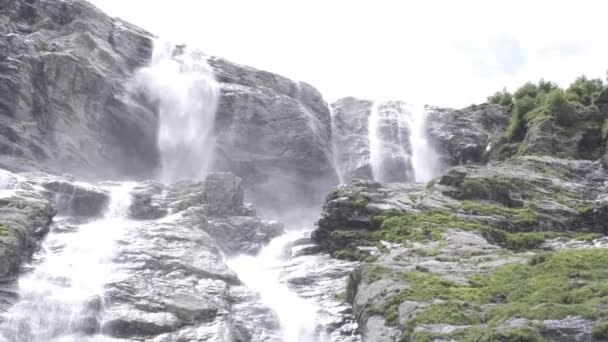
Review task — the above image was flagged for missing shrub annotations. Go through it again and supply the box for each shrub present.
[488,88,514,106]
[565,75,604,106]
[460,179,489,199]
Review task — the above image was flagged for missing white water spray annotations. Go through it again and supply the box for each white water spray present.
[367,101,440,183]
[408,104,441,182]
[367,102,383,182]
[0,183,136,342]
[227,230,325,342]
[131,40,220,183]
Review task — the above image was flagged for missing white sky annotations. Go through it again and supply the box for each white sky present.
[90,0,608,107]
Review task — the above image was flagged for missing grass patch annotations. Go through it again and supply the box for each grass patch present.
[371,210,486,244]
[460,201,539,226]
[377,249,608,333]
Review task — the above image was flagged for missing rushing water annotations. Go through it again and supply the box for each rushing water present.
[368,101,440,183]
[227,230,324,342]
[0,183,135,342]
[130,40,220,183]
[407,104,441,182]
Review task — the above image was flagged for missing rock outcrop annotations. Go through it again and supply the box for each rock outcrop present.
[426,104,511,166]
[210,57,338,211]
[313,155,608,341]
[0,0,158,179]
[0,171,287,340]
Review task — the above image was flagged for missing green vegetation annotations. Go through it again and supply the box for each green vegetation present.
[460,201,539,226]
[353,193,370,209]
[375,249,608,337]
[459,179,489,199]
[565,75,604,107]
[0,223,9,237]
[592,321,608,339]
[492,76,605,143]
[371,210,486,244]
[488,87,514,106]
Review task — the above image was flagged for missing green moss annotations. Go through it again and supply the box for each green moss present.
[371,210,486,244]
[425,179,436,190]
[573,232,604,242]
[592,321,608,339]
[353,194,370,209]
[0,223,9,237]
[378,249,608,333]
[576,201,596,214]
[333,248,374,262]
[460,179,490,199]
[364,265,392,283]
[481,326,543,342]
[460,201,539,226]
[415,301,483,325]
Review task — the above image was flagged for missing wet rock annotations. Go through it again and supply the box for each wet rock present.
[519,102,606,160]
[426,103,511,166]
[129,181,167,220]
[0,186,54,280]
[208,216,283,255]
[41,180,109,217]
[0,0,158,179]
[210,57,337,211]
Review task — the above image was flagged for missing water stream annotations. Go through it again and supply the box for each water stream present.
[0,183,136,342]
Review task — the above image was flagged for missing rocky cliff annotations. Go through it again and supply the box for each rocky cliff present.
[314,86,608,340]
[0,0,158,179]
[1,0,608,341]
[0,0,337,210]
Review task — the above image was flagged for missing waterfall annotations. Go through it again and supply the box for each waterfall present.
[227,230,324,342]
[408,105,441,182]
[0,183,136,342]
[130,41,220,183]
[367,101,439,183]
[368,102,383,182]
[329,107,345,184]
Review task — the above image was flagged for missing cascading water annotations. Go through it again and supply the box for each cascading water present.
[130,40,220,183]
[227,230,324,342]
[0,183,135,342]
[367,101,440,183]
[407,104,441,182]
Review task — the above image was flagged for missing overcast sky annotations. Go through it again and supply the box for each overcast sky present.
[90,0,607,107]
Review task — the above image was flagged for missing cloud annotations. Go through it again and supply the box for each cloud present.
[88,0,608,108]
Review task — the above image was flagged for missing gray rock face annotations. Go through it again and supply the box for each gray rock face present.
[331,97,414,183]
[313,155,608,341]
[0,0,159,180]
[209,57,338,211]
[129,172,284,255]
[0,188,54,280]
[0,171,293,341]
[519,102,606,160]
[331,97,374,182]
[426,103,511,166]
